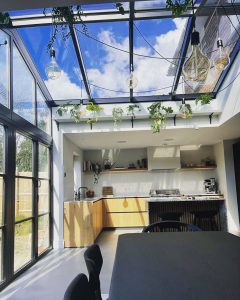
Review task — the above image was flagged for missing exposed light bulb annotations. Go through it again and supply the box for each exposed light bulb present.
[183,31,210,82]
[79,99,86,116]
[180,103,189,119]
[213,38,230,71]
[127,71,138,89]
[45,49,61,80]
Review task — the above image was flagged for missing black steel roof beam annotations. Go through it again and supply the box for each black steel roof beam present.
[171,16,194,94]
[68,25,92,100]
[10,4,240,27]
[129,1,135,102]
[50,92,216,106]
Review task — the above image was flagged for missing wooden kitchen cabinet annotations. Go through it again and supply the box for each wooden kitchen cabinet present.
[64,200,103,248]
[106,212,148,227]
[104,198,148,227]
[92,200,103,239]
[104,197,147,212]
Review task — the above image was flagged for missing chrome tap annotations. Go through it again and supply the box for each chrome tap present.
[77,187,88,200]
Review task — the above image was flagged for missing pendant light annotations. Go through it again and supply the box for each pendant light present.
[127,64,138,89]
[79,80,86,116]
[45,48,61,80]
[213,9,230,71]
[183,1,210,82]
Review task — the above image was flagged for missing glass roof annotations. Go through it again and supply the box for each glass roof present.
[11,0,240,103]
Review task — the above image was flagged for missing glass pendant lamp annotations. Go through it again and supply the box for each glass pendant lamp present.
[213,38,230,71]
[127,64,138,89]
[183,30,210,82]
[45,48,61,80]
[183,0,210,82]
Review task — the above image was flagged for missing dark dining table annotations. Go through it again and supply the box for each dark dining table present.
[108,232,240,300]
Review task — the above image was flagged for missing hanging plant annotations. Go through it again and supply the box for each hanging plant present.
[195,93,212,106]
[127,104,141,119]
[148,102,173,133]
[69,104,83,123]
[56,104,69,116]
[0,12,12,26]
[166,0,191,17]
[179,103,192,119]
[115,3,125,15]
[44,6,87,51]
[112,107,124,126]
[86,102,103,125]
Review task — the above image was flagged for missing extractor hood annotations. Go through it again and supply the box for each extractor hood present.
[147,146,181,170]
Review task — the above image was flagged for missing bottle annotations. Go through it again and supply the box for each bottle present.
[74,191,78,201]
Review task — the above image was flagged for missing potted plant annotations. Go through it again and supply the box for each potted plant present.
[86,102,103,125]
[112,107,124,126]
[179,103,192,119]
[148,102,173,133]
[195,93,212,106]
[56,103,69,116]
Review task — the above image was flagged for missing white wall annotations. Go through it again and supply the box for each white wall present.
[63,135,83,201]
[214,140,240,234]
[83,169,217,196]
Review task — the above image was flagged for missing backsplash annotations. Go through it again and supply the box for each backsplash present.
[83,169,217,196]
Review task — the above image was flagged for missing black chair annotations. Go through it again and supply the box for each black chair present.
[158,212,183,222]
[142,221,202,233]
[84,244,103,300]
[192,210,219,231]
[64,273,93,300]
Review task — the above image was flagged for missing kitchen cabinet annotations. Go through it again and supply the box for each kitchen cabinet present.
[92,200,103,239]
[64,200,103,248]
[104,198,148,227]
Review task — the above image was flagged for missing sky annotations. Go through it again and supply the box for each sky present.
[17,6,187,100]
[12,1,239,101]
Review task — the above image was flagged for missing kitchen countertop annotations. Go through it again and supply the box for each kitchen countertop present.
[65,194,225,203]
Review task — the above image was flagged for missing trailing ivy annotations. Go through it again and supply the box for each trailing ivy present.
[195,93,212,105]
[127,104,141,119]
[166,0,191,17]
[112,107,124,126]
[44,6,87,51]
[115,3,125,15]
[86,102,103,125]
[0,12,12,26]
[148,102,173,133]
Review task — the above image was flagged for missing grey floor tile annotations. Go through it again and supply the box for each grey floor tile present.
[0,228,141,300]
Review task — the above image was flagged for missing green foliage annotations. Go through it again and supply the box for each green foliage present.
[56,104,69,116]
[195,93,212,105]
[0,12,12,26]
[69,104,82,123]
[127,104,141,119]
[166,0,191,17]
[148,102,173,133]
[179,103,192,119]
[86,102,103,125]
[44,6,87,51]
[112,107,124,126]
[16,138,32,172]
[115,3,125,15]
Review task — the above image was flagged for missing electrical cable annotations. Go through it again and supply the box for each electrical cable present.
[218,71,240,93]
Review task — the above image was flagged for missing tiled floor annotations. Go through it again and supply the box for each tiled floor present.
[0,228,141,300]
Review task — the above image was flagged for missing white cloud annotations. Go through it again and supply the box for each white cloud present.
[87,18,187,97]
[45,71,87,100]
[44,18,187,99]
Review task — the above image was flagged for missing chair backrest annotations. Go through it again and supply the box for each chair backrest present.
[142,221,202,233]
[84,244,103,300]
[64,273,93,300]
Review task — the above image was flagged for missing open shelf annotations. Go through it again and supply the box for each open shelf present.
[179,166,217,171]
[84,168,148,174]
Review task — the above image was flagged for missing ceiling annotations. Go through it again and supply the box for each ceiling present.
[65,112,240,149]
